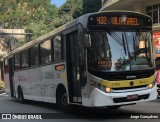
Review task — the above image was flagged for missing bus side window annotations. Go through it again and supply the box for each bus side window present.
[30,45,39,67]
[53,35,63,62]
[40,39,51,65]
[4,59,9,73]
[21,50,29,68]
[14,53,21,70]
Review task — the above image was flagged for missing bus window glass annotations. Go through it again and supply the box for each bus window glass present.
[14,54,21,70]
[88,31,153,71]
[4,59,9,73]
[40,39,51,64]
[53,35,62,62]
[30,45,39,67]
[21,50,29,68]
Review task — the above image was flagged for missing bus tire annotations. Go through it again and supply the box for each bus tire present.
[18,87,25,104]
[57,88,72,113]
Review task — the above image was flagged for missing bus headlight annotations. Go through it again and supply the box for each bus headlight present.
[90,81,111,93]
[148,80,156,89]
[105,87,111,93]
[148,84,153,89]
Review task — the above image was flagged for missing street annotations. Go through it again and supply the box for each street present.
[0,93,160,122]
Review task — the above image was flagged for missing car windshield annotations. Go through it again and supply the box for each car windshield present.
[88,31,154,72]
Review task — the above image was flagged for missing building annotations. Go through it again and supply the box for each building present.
[0,29,28,80]
[100,0,160,59]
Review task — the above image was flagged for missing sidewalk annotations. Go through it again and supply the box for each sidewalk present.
[0,90,5,94]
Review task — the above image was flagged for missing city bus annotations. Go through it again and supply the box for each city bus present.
[2,11,157,112]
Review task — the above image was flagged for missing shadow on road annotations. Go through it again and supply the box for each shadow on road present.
[10,98,60,112]
[8,98,148,119]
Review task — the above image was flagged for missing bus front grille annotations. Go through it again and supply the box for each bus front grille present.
[112,85,148,90]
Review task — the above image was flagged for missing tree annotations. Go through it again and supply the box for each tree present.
[72,0,83,18]
[0,0,101,43]
[83,0,102,14]
[0,0,57,39]
[54,0,83,28]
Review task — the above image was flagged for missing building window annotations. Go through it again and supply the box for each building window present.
[40,39,51,65]
[146,4,160,24]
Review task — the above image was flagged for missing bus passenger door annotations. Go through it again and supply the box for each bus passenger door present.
[8,57,15,97]
[66,31,82,103]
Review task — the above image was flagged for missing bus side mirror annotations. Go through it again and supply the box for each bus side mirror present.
[84,34,91,48]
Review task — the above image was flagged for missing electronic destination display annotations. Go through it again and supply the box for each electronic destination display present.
[88,12,152,29]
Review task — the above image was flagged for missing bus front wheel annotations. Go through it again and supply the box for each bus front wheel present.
[18,87,25,104]
[57,88,71,112]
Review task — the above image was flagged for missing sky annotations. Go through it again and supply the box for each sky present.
[50,0,66,7]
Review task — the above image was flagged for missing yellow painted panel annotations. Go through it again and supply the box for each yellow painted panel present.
[100,75,155,88]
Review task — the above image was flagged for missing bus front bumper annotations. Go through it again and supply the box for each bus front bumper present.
[88,84,157,107]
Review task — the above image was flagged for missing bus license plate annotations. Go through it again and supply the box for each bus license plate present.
[127,94,138,100]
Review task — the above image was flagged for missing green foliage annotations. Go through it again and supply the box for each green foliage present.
[0,0,100,42]
[72,0,83,18]
[83,0,102,14]
[56,0,83,27]
[0,0,57,39]
[0,80,4,90]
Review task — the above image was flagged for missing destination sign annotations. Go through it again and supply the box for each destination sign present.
[88,13,152,29]
[96,16,139,26]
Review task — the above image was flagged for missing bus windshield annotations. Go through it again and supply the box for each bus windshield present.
[88,31,154,72]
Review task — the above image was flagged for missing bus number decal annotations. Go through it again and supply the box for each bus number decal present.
[46,72,54,79]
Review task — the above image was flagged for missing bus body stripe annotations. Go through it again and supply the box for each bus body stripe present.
[100,75,155,88]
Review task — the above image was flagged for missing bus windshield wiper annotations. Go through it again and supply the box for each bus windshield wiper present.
[122,33,127,55]
[124,32,131,70]
[133,36,136,61]
[107,31,127,56]
[107,31,123,46]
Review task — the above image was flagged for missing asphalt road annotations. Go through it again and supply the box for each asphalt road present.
[0,93,160,122]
